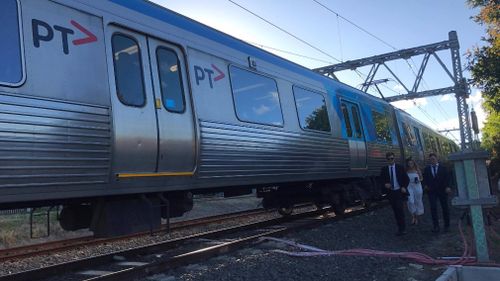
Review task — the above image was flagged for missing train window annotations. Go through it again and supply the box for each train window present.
[372,110,392,143]
[436,138,442,154]
[442,142,449,155]
[423,133,432,151]
[341,104,353,137]
[293,87,331,132]
[351,106,363,138]
[431,136,438,152]
[156,47,185,113]
[112,34,146,107]
[413,127,423,149]
[229,66,283,126]
[0,0,23,86]
[402,122,415,146]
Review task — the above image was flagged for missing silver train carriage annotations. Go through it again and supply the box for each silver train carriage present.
[0,0,458,236]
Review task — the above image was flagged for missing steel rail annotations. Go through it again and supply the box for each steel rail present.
[0,208,271,262]
[1,202,386,281]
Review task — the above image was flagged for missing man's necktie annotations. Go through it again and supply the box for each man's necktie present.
[432,165,437,178]
[390,166,395,189]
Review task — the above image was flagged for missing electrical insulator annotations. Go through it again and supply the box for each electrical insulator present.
[471,110,479,134]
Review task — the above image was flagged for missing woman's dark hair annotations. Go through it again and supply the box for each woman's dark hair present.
[406,157,415,168]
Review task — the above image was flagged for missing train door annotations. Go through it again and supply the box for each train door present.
[147,38,196,173]
[107,26,158,173]
[340,101,367,170]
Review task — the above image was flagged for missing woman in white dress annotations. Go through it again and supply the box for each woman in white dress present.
[406,158,424,225]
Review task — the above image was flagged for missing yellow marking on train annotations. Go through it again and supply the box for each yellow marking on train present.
[117,171,194,178]
[155,98,162,109]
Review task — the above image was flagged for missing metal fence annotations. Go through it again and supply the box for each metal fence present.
[0,209,29,215]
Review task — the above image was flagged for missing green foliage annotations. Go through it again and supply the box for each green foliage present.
[305,105,331,132]
[481,109,500,167]
[467,46,500,112]
[372,110,392,143]
[466,0,500,169]
[466,0,500,112]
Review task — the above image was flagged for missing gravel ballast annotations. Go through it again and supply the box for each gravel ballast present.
[151,202,488,281]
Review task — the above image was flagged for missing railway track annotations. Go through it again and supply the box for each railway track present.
[0,208,271,262]
[0,202,386,281]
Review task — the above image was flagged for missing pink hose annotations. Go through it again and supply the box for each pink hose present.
[261,216,500,267]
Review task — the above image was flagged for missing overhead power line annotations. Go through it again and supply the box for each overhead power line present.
[311,0,454,125]
[312,0,397,50]
[228,0,455,135]
[228,0,342,63]
[247,41,336,64]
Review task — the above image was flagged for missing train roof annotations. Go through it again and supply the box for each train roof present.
[108,0,381,100]
[107,1,454,143]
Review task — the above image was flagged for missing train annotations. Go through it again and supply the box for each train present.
[0,0,458,237]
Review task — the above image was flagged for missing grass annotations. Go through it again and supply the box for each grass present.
[0,210,89,249]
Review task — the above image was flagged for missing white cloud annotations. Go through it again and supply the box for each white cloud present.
[437,117,459,131]
[470,90,483,103]
[440,95,453,102]
[393,84,406,93]
[391,98,428,110]
[435,91,486,142]
[253,104,270,115]
[469,91,486,130]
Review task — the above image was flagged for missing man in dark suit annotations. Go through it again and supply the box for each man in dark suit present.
[423,153,451,233]
[380,152,410,236]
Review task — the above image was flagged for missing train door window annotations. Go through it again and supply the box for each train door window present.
[413,127,423,149]
[351,105,363,138]
[156,47,185,113]
[341,103,352,137]
[293,86,331,132]
[229,66,283,126]
[111,34,146,107]
[371,110,392,143]
[0,0,24,86]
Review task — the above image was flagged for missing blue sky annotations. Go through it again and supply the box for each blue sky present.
[151,0,487,144]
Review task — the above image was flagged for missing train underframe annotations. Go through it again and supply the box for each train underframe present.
[258,177,382,216]
[28,176,383,238]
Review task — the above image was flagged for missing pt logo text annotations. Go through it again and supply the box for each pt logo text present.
[32,19,97,55]
[194,64,225,89]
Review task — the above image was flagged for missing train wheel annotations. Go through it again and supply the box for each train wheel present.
[331,193,346,215]
[278,205,293,216]
[314,202,324,211]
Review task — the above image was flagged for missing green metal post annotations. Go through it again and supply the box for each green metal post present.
[450,150,498,263]
[463,159,489,262]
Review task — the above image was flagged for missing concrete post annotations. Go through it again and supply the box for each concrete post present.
[449,150,498,262]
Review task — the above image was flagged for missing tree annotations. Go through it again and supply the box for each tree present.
[466,0,500,172]
[305,105,331,132]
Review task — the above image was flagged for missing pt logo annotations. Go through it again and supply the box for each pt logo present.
[194,64,225,89]
[32,19,97,55]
